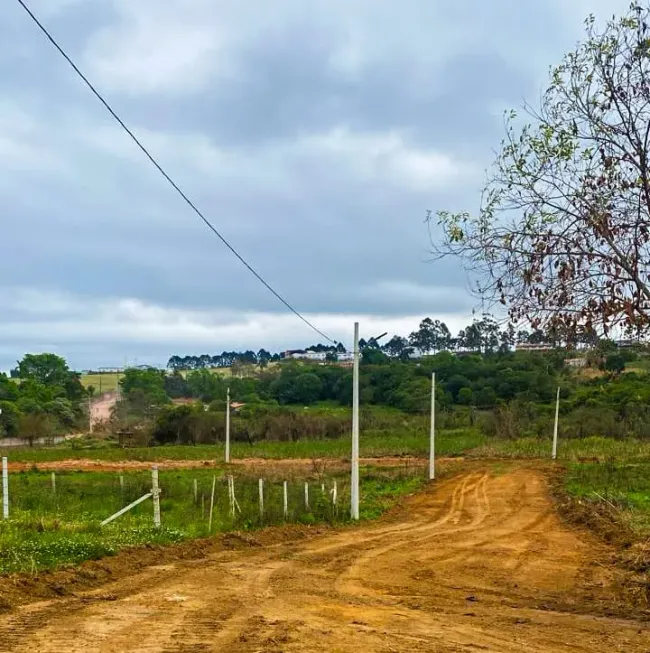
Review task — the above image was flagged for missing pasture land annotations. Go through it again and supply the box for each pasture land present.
[0,428,484,463]
[473,435,650,462]
[80,367,237,392]
[80,372,123,394]
[0,464,424,574]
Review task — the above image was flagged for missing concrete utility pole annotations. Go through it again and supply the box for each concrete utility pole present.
[429,372,436,481]
[552,386,560,460]
[88,393,93,434]
[225,387,231,464]
[351,322,360,521]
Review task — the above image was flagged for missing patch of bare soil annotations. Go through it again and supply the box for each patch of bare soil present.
[0,466,648,651]
[8,455,438,474]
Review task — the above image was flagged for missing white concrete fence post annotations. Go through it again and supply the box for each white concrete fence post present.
[283,481,288,519]
[258,478,264,518]
[100,491,153,527]
[228,476,236,518]
[232,477,240,515]
[304,482,310,510]
[225,387,231,464]
[152,466,161,528]
[332,480,338,509]
[429,372,436,481]
[51,472,56,495]
[2,457,8,520]
[193,478,198,503]
[552,386,560,460]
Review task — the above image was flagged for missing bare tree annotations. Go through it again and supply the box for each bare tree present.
[434,3,650,340]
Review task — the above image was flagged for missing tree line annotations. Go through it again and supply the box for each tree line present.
[164,315,577,371]
[0,354,87,441]
[119,348,565,420]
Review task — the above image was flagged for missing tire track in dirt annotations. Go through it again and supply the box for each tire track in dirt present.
[178,474,490,650]
[0,468,648,652]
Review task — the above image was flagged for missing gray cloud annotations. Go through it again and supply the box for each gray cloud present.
[0,0,632,369]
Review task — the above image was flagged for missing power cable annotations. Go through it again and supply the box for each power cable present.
[15,0,337,345]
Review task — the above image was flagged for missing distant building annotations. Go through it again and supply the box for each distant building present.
[282,349,304,359]
[303,351,327,361]
[515,342,555,352]
[282,350,327,361]
[336,352,354,362]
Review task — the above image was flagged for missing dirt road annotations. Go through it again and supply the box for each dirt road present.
[90,393,117,427]
[0,468,647,652]
[7,455,431,474]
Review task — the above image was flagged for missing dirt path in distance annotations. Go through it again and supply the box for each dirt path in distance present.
[90,393,117,427]
[0,467,647,652]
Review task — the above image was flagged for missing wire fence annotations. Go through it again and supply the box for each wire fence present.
[0,457,425,573]
[2,465,350,535]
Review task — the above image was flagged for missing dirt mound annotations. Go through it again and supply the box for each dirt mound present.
[0,464,648,651]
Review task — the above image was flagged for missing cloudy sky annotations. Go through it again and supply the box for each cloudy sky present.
[0,0,629,370]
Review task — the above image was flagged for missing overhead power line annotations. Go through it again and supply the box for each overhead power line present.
[15,0,337,345]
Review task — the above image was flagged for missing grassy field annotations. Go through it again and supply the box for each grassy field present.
[626,357,650,374]
[472,435,650,462]
[564,461,650,534]
[0,465,423,574]
[0,428,484,463]
[80,372,123,393]
[79,366,239,392]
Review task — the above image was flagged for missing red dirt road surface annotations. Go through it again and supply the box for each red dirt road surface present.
[0,468,647,652]
[6,455,431,474]
[90,393,117,427]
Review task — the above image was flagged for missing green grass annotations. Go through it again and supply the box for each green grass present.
[0,428,484,463]
[80,373,123,393]
[565,460,650,535]
[472,436,650,462]
[0,464,426,574]
[358,468,426,520]
[79,367,246,391]
[626,357,650,374]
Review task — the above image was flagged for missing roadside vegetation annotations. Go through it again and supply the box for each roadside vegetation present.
[565,461,650,534]
[0,354,88,441]
[0,464,425,574]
